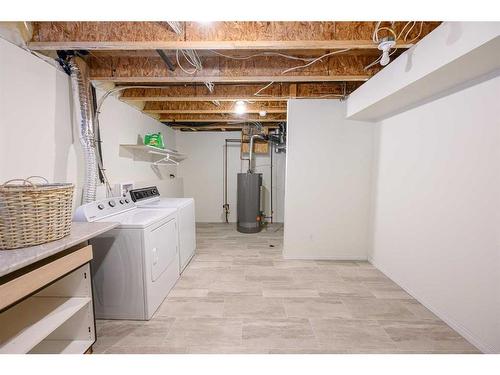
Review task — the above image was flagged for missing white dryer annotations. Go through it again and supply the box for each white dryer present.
[74,196,179,320]
[129,186,196,273]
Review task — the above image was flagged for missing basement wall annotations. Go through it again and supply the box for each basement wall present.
[370,73,500,353]
[176,131,286,223]
[0,38,181,208]
[283,99,375,260]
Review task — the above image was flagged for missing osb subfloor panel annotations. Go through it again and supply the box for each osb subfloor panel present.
[93,223,479,354]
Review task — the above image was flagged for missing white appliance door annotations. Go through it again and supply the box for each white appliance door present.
[143,217,180,318]
[179,201,196,272]
[150,218,177,281]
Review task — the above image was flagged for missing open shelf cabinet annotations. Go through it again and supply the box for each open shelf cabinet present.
[0,263,95,354]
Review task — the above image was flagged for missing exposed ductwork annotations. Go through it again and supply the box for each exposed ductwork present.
[68,56,98,203]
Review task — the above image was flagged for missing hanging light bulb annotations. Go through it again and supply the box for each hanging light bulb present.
[234,100,246,115]
[378,38,396,66]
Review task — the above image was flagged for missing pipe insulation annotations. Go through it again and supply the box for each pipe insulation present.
[68,56,98,203]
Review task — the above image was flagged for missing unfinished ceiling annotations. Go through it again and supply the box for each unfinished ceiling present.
[28,21,441,131]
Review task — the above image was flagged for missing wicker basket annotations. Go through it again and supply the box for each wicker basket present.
[0,176,74,250]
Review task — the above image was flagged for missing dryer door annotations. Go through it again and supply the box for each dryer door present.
[149,218,178,281]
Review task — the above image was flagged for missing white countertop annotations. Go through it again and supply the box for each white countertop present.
[0,222,119,277]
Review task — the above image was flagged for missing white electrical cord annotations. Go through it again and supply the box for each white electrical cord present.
[209,50,314,62]
[210,49,353,75]
[397,21,415,41]
[281,48,351,74]
[205,81,215,92]
[365,21,424,70]
[406,21,424,44]
[372,21,383,43]
[176,49,203,75]
[166,21,184,35]
[254,81,276,96]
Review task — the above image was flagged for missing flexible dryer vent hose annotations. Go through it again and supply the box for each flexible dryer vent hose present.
[68,57,98,203]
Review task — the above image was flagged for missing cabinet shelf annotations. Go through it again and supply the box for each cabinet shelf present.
[120,144,187,165]
[0,296,91,354]
[29,339,94,354]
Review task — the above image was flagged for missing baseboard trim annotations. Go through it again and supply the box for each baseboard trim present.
[368,257,498,354]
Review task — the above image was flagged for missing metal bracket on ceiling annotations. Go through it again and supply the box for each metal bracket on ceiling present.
[156,50,176,72]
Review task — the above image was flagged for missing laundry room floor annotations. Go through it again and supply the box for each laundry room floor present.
[93,223,478,354]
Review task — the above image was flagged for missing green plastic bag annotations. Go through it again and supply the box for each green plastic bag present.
[144,132,165,149]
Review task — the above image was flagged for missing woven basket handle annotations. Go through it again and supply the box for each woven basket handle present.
[2,178,36,187]
[26,176,50,184]
[2,176,49,187]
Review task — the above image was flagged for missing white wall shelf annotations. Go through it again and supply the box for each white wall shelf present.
[120,144,187,166]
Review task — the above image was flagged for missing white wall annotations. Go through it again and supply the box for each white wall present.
[0,38,181,208]
[370,74,500,353]
[283,100,374,260]
[97,90,182,198]
[177,131,285,223]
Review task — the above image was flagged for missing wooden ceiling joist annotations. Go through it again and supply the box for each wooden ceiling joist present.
[25,21,441,131]
[120,82,360,102]
[160,113,286,123]
[170,124,280,131]
[29,21,440,51]
[144,101,287,114]
[88,54,376,83]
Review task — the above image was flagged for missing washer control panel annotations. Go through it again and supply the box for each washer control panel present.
[74,194,135,222]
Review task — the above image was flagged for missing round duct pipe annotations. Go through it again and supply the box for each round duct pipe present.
[68,57,98,203]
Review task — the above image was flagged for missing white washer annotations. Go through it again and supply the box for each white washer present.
[74,196,179,320]
[129,186,196,273]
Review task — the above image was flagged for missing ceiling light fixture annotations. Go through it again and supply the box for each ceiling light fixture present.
[234,100,247,115]
[378,37,396,66]
[259,110,267,117]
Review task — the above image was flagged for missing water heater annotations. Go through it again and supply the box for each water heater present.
[237,172,263,233]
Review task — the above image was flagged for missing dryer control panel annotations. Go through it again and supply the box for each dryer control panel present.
[74,194,136,222]
[129,186,161,203]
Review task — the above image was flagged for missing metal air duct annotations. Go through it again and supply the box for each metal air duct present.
[68,56,98,203]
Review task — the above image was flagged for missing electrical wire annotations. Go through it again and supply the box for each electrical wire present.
[209,50,314,62]
[166,21,184,35]
[397,21,415,41]
[204,81,215,92]
[176,49,203,75]
[374,26,397,42]
[372,21,383,43]
[254,81,275,96]
[406,21,424,44]
[281,48,351,74]
[365,21,424,70]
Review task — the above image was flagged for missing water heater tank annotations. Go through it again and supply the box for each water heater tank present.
[237,172,263,233]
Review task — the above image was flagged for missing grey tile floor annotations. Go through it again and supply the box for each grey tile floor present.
[93,223,479,354]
